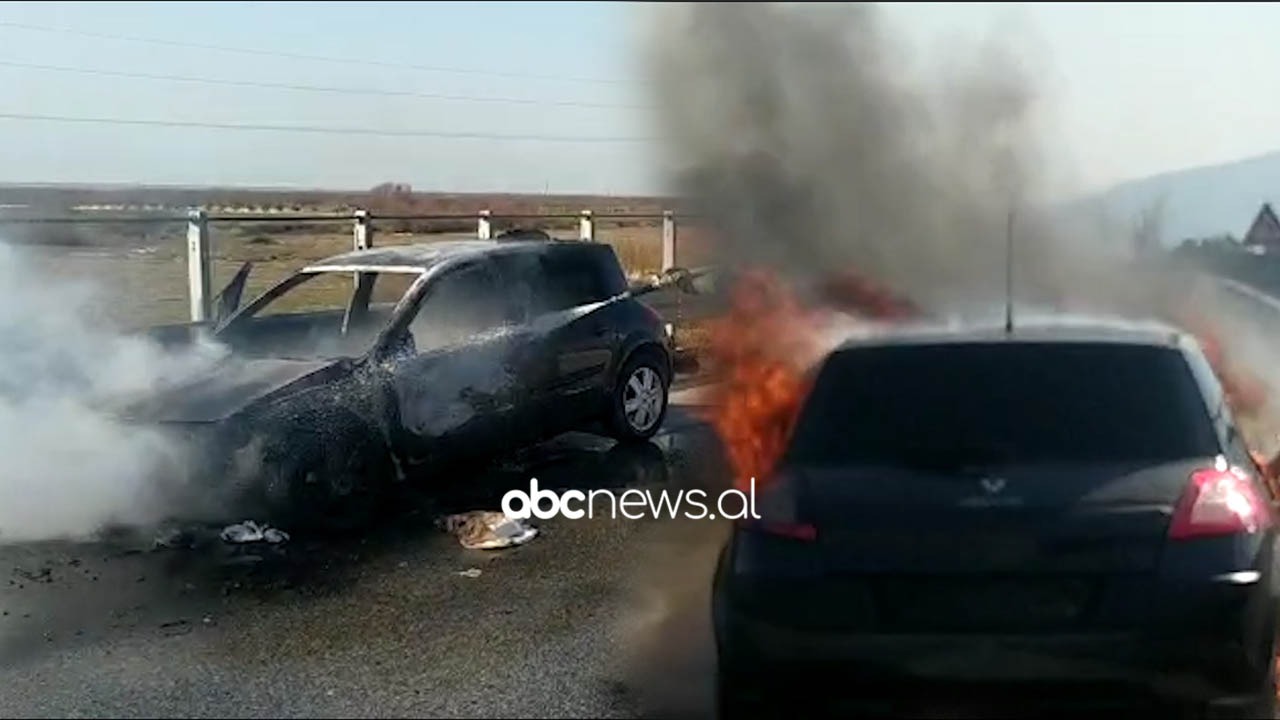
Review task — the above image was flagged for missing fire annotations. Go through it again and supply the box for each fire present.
[703,271,821,491]
[703,268,922,491]
[1177,312,1269,420]
[701,262,1280,495]
[1170,311,1280,491]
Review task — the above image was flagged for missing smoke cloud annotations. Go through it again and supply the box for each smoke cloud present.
[641,2,1131,316]
[637,1,1280,434]
[0,241,225,544]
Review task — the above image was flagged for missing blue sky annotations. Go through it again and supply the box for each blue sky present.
[1,2,1278,197]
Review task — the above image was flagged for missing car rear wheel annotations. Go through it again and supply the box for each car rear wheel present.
[1240,671,1277,719]
[606,349,670,442]
[1198,632,1277,719]
[1223,652,1277,719]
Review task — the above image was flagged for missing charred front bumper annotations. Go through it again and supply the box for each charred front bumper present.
[126,418,264,489]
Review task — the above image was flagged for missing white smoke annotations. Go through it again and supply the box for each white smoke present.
[0,241,226,543]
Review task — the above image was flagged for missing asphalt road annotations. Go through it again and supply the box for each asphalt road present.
[0,402,730,719]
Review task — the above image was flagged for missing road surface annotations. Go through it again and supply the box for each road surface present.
[0,399,729,719]
[1,381,1248,718]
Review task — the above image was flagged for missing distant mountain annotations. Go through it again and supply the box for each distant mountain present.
[1071,150,1280,246]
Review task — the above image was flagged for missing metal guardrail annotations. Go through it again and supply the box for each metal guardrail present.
[0,208,684,322]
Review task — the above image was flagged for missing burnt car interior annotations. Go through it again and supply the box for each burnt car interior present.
[216,268,422,360]
[404,261,518,355]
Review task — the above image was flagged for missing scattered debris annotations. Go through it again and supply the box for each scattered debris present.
[456,568,483,578]
[159,619,192,637]
[220,520,290,545]
[219,554,264,567]
[12,566,52,584]
[439,511,538,550]
[154,526,195,550]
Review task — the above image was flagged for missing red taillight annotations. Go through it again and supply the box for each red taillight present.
[1169,467,1274,540]
[740,520,818,542]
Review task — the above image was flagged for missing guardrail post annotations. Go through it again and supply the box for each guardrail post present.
[662,210,678,271]
[477,209,492,240]
[353,208,373,290]
[186,208,212,323]
[579,210,595,242]
[353,208,373,251]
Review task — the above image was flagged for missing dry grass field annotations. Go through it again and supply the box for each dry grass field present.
[1,186,717,331]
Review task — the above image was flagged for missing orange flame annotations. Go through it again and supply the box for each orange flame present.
[703,268,922,491]
[1178,312,1269,420]
[1173,311,1280,492]
[703,271,821,491]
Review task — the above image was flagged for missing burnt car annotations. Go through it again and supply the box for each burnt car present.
[119,238,680,529]
[712,319,1280,717]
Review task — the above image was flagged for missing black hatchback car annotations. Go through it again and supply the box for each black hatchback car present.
[712,320,1279,717]
[121,238,676,529]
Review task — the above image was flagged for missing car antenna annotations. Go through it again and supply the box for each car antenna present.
[1004,208,1015,335]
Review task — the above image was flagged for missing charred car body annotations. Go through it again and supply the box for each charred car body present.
[120,238,678,529]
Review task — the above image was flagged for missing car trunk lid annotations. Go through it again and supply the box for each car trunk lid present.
[747,339,1229,633]
[802,460,1206,575]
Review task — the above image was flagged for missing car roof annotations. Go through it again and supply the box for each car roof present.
[302,238,585,273]
[832,315,1191,353]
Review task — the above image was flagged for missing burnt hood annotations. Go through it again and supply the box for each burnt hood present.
[110,357,337,423]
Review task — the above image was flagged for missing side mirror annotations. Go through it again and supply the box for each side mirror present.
[661,267,713,295]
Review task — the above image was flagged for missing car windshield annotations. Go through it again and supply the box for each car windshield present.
[215,269,420,360]
[785,341,1222,468]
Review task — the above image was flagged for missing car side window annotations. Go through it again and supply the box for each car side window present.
[491,251,541,324]
[408,262,506,352]
[534,248,615,312]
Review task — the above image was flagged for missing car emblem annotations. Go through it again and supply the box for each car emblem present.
[979,476,1007,495]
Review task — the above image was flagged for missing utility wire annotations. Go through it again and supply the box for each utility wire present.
[0,19,631,86]
[0,111,652,143]
[0,58,644,110]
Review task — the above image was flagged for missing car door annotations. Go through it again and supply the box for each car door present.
[487,250,561,448]
[386,258,529,466]
[528,245,623,426]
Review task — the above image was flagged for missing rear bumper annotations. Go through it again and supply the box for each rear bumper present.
[716,575,1277,704]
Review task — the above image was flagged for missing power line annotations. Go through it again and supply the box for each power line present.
[0,19,631,87]
[0,111,652,143]
[0,58,645,110]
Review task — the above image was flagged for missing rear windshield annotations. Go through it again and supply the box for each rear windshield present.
[785,342,1221,468]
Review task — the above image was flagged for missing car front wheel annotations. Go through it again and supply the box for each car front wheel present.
[606,350,670,442]
[259,414,392,533]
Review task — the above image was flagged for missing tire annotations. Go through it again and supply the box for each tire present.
[602,440,669,488]
[1231,656,1277,720]
[260,415,393,534]
[605,348,670,442]
[1240,681,1277,720]
[1200,640,1277,719]
[1236,623,1279,720]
